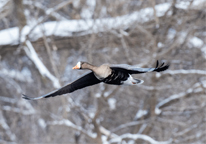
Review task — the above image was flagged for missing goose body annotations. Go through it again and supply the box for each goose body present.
[22,60,169,100]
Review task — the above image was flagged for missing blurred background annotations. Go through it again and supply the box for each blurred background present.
[0,0,206,143]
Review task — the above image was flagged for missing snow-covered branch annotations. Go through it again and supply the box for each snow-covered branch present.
[173,123,198,137]
[0,68,33,83]
[134,109,148,120]
[155,81,206,115]
[24,40,60,88]
[0,96,36,115]
[1,0,205,46]
[0,96,16,104]
[0,139,16,144]
[99,126,118,138]
[0,111,16,141]
[111,120,148,133]
[201,45,206,60]
[157,117,186,127]
[161,69,206,76]
[140,84,171,91]
[44,0,73,18]
[0,3,167,45]
[103,87,119,100]
[174,131,206,143]
[2,105,35,115]
[23,1,67,21]
[109,133,172,144]
[49,119,97,139]
[0,0,12,20]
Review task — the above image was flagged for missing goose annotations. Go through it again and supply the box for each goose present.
[22,60,169,100]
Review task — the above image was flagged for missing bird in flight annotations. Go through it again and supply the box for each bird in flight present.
[22,60,169,100]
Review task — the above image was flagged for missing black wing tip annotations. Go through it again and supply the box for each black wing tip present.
[22,94,34,100]
[22,94,45,100]
[154,61,170,72]
[155,60,159,68]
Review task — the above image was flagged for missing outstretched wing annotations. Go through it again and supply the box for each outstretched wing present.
[22,72,101,100]
[111,60,169,74]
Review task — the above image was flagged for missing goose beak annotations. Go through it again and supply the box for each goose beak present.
[72,65,80,69]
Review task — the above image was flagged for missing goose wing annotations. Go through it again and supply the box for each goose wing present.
[22,72,101,100]
[110,60,169,74]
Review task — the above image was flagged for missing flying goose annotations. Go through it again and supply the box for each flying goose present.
[22,60,169,100]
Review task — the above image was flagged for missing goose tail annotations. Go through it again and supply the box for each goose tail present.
[154,60,170,72]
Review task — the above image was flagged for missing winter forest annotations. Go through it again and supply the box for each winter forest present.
[0,0,206,143]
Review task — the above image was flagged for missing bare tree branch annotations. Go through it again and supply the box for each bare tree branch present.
[161,69,206,76]
[109,133,172,144]
[0,111,16,141]
[24,40,60,88]
[111,120,149,133]
[155,81,206,114]
[49,119,97,139]
[23,1,68,21]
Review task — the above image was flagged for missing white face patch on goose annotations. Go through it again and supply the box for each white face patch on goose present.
[77,61,81,69]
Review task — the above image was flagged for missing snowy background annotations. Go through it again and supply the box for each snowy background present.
[0,0,206,143]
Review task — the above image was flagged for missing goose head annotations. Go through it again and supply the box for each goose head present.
[72,61,94,70]
[72,61,83,69]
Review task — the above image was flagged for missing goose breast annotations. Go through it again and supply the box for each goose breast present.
[94,64,112,80]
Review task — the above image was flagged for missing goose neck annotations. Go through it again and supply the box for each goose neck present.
[82,63,97,71]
